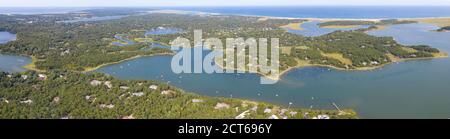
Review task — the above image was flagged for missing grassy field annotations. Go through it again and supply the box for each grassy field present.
[134,38,154,43]
[280,22,303,30]
[281,46,308,55]
[22,56,45,72]
[321,52,353,65]
[432,51,449,58]
[402,47,419,53]
[410,18,450,27]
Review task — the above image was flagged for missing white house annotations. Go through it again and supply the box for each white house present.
[132,92,145,97]
[104,81,113,89]
[268,115,279,119]
[149,85,158,90]
[161,90,173,95]
[21,75,28,80]
[100,104,115,109]
[119,86,130,90]
[38,74,47,80]
[313,114,330,119]
[20,99,33,104]
[90,80,102,86]
[264,108,272,113]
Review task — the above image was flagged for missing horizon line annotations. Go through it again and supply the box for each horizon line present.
[2,5,450,8]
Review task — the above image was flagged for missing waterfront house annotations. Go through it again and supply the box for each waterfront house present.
[149,85,158,90]
[21,75,28,80]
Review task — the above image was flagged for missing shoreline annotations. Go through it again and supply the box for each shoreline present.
[149,9,450,21]
[280,52,448,80]
[22,56,46,72]
[21,52,175,73]
[214,52,448,82]
[82,52,175,72]
[13,11,450,80]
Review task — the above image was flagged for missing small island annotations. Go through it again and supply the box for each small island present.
[437,26,450,32]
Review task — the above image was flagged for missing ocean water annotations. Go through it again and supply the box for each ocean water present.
[164,6,450,19]
[3,6,450,18]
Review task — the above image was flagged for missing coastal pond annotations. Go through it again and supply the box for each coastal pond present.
[96,23,450,118]
[0,54,32,73]
[0,32,31,73]
[0,31,16,44]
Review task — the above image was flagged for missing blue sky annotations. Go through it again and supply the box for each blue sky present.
[2,0,450,7]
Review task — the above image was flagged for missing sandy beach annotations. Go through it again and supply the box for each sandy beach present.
[150,9,450,26]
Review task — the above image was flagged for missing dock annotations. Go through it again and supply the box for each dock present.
[332,102,342,112]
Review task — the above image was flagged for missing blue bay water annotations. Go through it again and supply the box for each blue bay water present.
[0,31,16,44]
[0,54,31,73]
[96,22,450,119]
[0,31,31,73]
